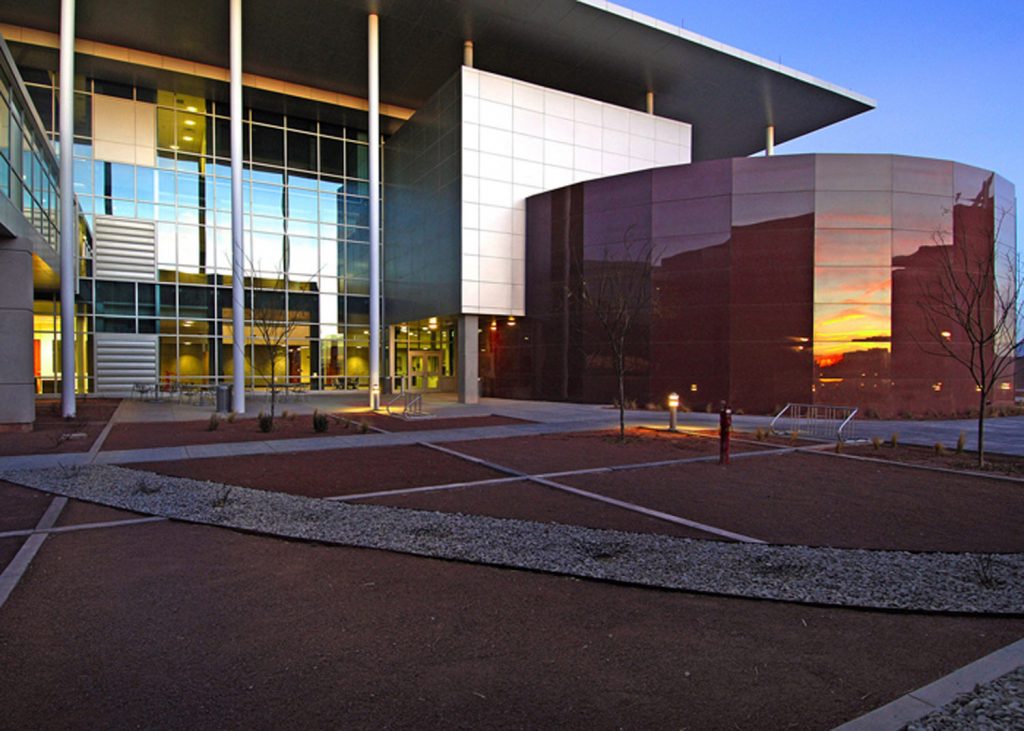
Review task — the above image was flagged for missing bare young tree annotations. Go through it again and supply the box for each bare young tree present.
[577,225,654,442]
[918,203,1020,466]
[248,290,299,426]
[245,255,317,428]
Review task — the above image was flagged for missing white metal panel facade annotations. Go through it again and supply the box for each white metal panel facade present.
[93,332,158,396]
[93,215,157,282]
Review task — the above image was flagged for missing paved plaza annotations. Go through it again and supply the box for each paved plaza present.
[0,394,1022,729]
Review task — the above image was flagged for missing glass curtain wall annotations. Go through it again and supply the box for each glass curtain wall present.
[22,67,378,393]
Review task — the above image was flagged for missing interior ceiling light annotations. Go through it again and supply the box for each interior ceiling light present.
[169,144,180,150]
[182,134,194,142]
[489,319,497,331]
[184,119,196,127]
[185,104,197,112]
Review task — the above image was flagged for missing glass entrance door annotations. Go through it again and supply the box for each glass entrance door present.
[408,350,443,392]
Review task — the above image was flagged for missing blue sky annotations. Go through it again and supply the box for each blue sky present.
[623,0,1022,232]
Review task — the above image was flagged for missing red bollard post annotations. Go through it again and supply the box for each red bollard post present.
[719,402,732,465]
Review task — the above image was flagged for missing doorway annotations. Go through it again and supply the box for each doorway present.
[407,350,443,392]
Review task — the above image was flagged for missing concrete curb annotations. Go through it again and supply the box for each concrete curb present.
[833,637,1024,730]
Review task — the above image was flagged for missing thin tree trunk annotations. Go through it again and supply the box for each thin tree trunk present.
[270,354,277,423]
[617,350,626,442]
[977,390,986,467]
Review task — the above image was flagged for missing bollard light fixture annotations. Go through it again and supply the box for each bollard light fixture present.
[667,392,679,432]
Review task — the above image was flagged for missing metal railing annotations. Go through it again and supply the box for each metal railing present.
[769,403,859,442]
[0,34,61,253]
[403,392,425,418]
[384,377,430,419]
[0,34,91,285]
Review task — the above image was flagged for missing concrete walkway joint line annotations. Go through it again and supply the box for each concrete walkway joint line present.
[0,496,67,609]
[418,441,766,543]
[86,398,128,463]
[0,516,168,540]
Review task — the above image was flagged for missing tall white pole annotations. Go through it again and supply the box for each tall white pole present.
[230,0,246,414]
[368,13,381,410]
[645,90,654,115]
[765,124,775,156]
[59,0,76,418]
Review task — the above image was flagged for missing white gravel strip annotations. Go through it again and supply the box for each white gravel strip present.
[904,666,1024,730]
[4,464,1023,614]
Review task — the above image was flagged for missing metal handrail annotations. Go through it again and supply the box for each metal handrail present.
[384,376,406,415]
[404,393,424,417]
[770,402,859,442]
[0,35,59,176]
[0,34,92,272]
[382,376,431,419]
[384,390,404,416]
[836,408,858,442]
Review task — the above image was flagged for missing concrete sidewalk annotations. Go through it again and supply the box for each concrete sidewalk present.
[7,394,1022,471]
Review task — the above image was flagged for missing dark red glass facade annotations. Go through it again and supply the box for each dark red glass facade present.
[481,154,1018,417]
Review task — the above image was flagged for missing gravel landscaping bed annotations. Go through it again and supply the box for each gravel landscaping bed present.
[905,666,1024,730]
[3,464,1023,614]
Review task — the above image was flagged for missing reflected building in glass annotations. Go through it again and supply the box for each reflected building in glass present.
[509,154,1017,417]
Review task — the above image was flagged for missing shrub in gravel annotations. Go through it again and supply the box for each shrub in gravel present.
[207,414,220,431]
[890,432,899,448]
[358,418,369,434]
[956,431,966,454]
[871,436,882,450]
[971,554,1000,588]
[227,412,237,423]
[312,410,329,433]
[934,442,946,456]
[258,411,273,433]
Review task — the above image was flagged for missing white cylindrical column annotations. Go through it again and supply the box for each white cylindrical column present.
[765,124,775,156]
[463,40,474,67]
[368,13,381,410]
[59,0,76,418]
[645,90,654,115]
[230,0,246,414]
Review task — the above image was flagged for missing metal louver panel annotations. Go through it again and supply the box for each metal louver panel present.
[94,333,158,396]
[93,216,157,282]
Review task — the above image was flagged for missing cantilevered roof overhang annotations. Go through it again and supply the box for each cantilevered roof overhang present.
[0,0,875,160]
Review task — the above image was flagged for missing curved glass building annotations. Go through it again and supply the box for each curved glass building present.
[509,154,1017,416]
